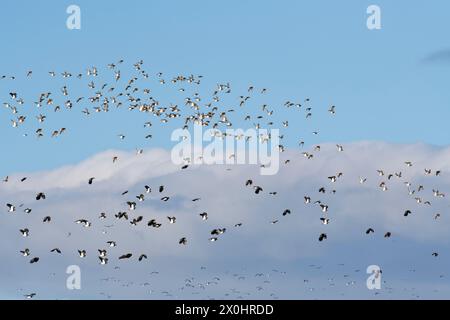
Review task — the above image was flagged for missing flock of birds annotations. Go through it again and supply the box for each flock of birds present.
[1,59,447,299]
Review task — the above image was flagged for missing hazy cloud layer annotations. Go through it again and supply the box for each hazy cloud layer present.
[1,141,450,299]
[422,49,450,63]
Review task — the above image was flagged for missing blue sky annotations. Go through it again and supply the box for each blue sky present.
[2,1,450,300]
[1,1,450,175]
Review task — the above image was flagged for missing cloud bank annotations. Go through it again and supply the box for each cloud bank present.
[422,49,450,64]
[1,141,450,299]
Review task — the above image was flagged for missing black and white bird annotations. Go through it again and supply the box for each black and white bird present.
[211,228,226,235]
[75,219,91,227]
[138,254,147,261]
[319,233,327,242]
[107,241,116,247]
[127,201,137,210]
[328,105,336,114]
[130,216,143,226]
[167,216,176,224]
[433,189,445,198]
[20,228,29,237]
[119,253,132,260]
[98,249,107,257]
[78,250,87,258]
[36,192,46,200]
[148,219,162,228]
[115,212,128,220]
[29,257,39,264]
[253,186,263,194]
[99,256,108,265]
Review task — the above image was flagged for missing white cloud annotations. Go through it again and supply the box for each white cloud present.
[2,141,450,299]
